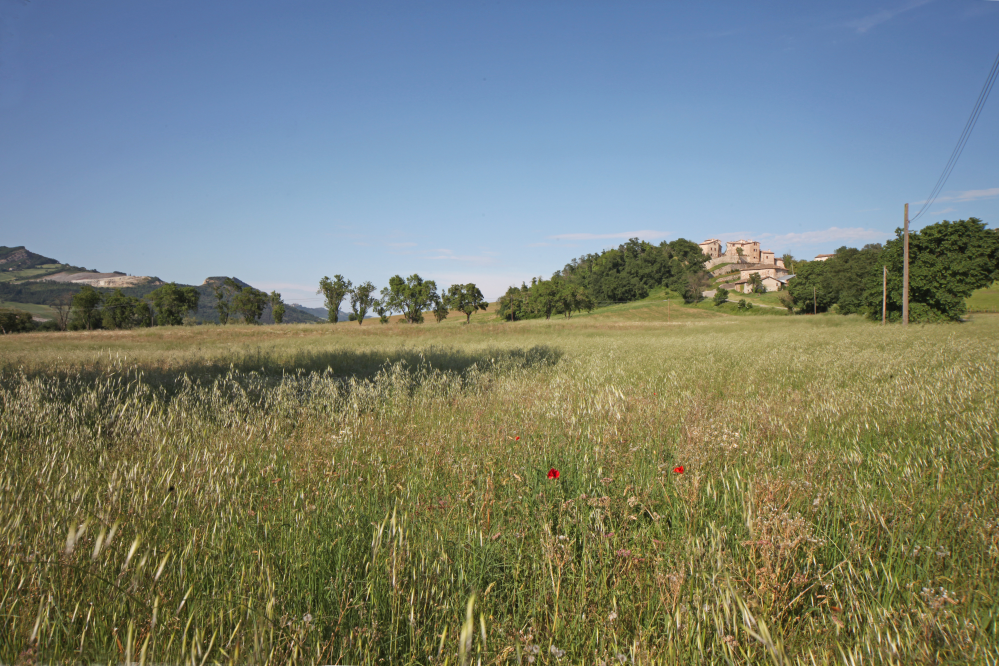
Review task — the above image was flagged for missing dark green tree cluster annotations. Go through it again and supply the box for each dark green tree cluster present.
[61,283,199,331]
[101,289,153,329]
[787,245,884,315]
[786,218,998,321]
[497,276,595,321]
[555,237,710,304]
[0,308,34,334]
[212,277,284,325]
[212,278,239,325]
[149,283,201,326]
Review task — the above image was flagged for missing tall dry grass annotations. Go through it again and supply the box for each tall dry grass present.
[1,316,997,664]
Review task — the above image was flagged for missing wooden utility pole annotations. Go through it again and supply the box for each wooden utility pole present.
[882,265,887,325]
[667,298,670,323]
[902,203,910,326]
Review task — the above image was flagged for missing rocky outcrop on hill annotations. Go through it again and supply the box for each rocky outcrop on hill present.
[39,272,161,288]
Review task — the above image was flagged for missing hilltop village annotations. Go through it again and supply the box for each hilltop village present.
[699,238,793,293]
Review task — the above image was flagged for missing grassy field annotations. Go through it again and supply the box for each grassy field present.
[1,315,998,664]
[967,283,999,312]
[0,300,56,320]
[0,263,67,283]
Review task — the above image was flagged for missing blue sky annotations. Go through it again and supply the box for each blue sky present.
[2,0,998,302]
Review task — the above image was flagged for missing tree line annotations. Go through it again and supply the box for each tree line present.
[780,218,998,321]
[316,275,488,325]
[494,237,710,320]
[13,280,290,332]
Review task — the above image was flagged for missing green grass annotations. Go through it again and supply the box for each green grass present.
[967,282,999,312]
[0,300,56,319]
[0,263,68,283]
[691,293,789,316]
[1,316,998,664]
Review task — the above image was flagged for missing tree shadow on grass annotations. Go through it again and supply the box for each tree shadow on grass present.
[1,344,564,391]
[231,344,562,381]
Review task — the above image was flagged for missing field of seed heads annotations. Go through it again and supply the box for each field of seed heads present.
[1,315,998,665]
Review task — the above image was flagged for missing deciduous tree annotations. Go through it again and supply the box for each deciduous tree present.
[232,286,269,324]
[349,281,377,325]
[212,278,241,324]
[101,289,151,329]
[380,274,437,324]
[317,275,352,324]
[529,279,559,319]
[444,283,489,324]
[787,261,834,314]
[777,290,794,312]
[864,218,998,322]
[498,284,529,321]
[52,293,72,331]
[149,283,200,326]
[432,296,449,323]
[684,272,711,303]
[0,308,33,334]
[556,282,593,318]
[270,291,285,324]
[70,285,103,330]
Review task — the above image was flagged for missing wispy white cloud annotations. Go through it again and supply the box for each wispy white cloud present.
[388,241,417,248]
[921,187,999,204]
[929,207,956,215]
[845,0,934,33]
[759,227,889,247]
[548,229,669,241]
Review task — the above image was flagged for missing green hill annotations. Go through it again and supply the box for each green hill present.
[0,246,58,271]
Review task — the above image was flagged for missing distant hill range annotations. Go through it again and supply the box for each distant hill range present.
[289,303,354,322]
[0,245,323,324]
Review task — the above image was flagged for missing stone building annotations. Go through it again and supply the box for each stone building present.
[726,239,760,263]
[700,238,780,267]
[699,239,722,260]
[761,275,792,292]
[737,265,785,282]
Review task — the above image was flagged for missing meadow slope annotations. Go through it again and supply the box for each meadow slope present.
[1,315,997,664]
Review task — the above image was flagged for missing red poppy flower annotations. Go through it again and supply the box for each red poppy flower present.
[673,466,684,474]
[547,468,560,479]
[515,436,520,441]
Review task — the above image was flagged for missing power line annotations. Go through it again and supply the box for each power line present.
[910,47,999,224]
